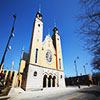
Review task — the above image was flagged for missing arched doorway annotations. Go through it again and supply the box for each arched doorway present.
[43,75,47,88]
[52,76,56,87]
[48,75,52,87]
[18,80,20,87]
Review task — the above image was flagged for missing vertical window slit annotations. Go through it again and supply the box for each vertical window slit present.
[35,49,38,63]
[59,58,61,69]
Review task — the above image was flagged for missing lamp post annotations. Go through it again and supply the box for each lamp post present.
[0,14,16,70]
[74,56,79,76]
[83,63,88,75]
[91,69,93,75]
[74,56,80,88]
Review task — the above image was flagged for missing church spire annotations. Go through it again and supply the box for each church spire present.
[36,5,42,20]
[53,26,58,34]
[48,28,50,37]
[53,20,58,34]
[21,47,24,59]
[36,12,42,20]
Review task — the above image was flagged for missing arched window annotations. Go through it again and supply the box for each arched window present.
[11,71,14,83]
[35,49,38,63]
[38,24,40,27]
[61,75,63,79]
[18,80,20,87]
[59,59,61,69]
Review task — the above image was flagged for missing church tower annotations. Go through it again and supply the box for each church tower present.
[52,27,63,71]
[22,12,44,91]
[29,12,43,65]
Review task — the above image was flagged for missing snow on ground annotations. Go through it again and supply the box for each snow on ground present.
[7,85,92,100]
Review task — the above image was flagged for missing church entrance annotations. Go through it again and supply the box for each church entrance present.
[43,74,57,88]
[43,75,47,88]
[52,76,56,87]
[48,75,52,87]
[18,80,20,87]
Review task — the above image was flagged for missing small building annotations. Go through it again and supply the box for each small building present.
[65,74,93,86]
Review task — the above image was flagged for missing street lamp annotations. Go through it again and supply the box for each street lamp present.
[0,14,16,70]
[91,69,93,75]
[74,56,80,88]
[83,63,88,75]
[74,56,79,76]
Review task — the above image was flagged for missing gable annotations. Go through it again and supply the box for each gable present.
[40,35,56,69]
[42,35,55,52]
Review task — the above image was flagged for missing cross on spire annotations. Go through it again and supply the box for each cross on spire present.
[39,4,41,13]
[48,28,50,37]
[54,19,56,27]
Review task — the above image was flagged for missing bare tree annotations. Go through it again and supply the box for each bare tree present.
[78,0,100,70]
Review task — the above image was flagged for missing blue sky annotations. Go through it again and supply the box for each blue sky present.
[0,0,93,77]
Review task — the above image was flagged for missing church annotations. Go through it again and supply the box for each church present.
[18,11,65,91]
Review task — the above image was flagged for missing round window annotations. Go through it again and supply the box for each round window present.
[34,71,37,77]
[45,50,53,64]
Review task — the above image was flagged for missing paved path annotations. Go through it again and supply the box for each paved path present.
[1,85,99,100]
[25,86,100,100]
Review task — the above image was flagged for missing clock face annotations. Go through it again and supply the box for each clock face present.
[45,50,53,64]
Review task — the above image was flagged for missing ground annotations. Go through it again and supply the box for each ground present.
[0,85,100,100]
